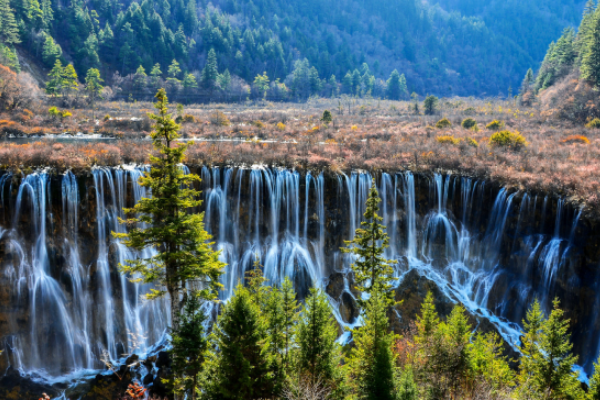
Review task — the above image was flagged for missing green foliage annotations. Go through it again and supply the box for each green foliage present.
[321,110,333,124]
[436,135,460,145]
[536,28,576,91]
[517,299,584,400]
[0,44,19,71]
[489,130,528,150]
[253,71,270,99]
[396,366,418,400]
[461,118,478,130]
[412,296,515,399]
[168,59,182,81]
[465,137,479,147]
[410,93,420,115]
[41,33,62,67]
[582,10,600,87]
[520,68,535,95]
[435,118,451,129]
[386,69,407,100]
[0,0,20,46]
[341,179,396,305]
[486,119,505,131]
[62,64,79,93]
[588,356,600,400]
[295,287,343,394]
[203,284,274,400]
[46,59,64,95]
[85,68,103,103]
[424,95,439,115]
[113,89,225,330]
[168,295,207,400]
[201,49,218,90]
[347,291,397,400]
[586,118,600,128]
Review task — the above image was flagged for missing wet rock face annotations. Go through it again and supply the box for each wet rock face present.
[0,165,600,391]
[389,269,454,334]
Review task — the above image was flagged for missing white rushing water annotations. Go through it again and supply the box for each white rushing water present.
[0,166,593,383]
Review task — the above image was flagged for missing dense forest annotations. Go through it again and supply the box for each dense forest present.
[519,0,600,122]
[0,0,588,101]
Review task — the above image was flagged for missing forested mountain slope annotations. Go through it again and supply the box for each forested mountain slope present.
[0,0,588,97]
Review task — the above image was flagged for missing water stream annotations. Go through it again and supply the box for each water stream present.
[0,166,594,382]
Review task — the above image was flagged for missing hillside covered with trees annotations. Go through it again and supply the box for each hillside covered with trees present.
[0,0,588,101]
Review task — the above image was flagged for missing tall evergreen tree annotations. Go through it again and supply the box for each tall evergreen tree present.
[386,69,406,100]
[341,179,396,304]
[280,277,299,370]
[46,59,64,96]
[201,48,218,90]
[582,10,600,86]
[203,284,274,400]
[295,287,343,395]
[520,68,535,95]
[113,88,225,330]
[517,299,584,400]
[41,33,62,67]
[84,68,103,105]
[0,0,20,45]
[588,355,600,400]
[169,294,207,400]
[168,59,182,81]
[343,180,397,400]
[347,291,396,400]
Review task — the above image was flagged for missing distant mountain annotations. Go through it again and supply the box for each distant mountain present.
[0,0,587,97]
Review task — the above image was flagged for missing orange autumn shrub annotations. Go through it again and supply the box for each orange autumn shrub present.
[561,135,590,145]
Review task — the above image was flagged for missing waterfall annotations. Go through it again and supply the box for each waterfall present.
[0,166,596,382]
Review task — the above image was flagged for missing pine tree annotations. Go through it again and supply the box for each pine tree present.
[575,0,598,60]
[424,95,438,115]
[536,299,583,399]
[217,69,231,91]
[169,294,207,400]
[0,0,20,45]
[341,179,396,304]
[517,299,545,398]
[386,69,405,100]
[182,73,198,93]
[582,10,600,86]
[309,66,321,95]
[201,49,218,90]
[352,69,362,95]
[264,284,286,394]
[416,291,440,339]
[203,284,274,400]
[342,72,353,94]
[84,68,103,105]
[183,0,198,35]
[41,33,62,67]
[520,68,534,95]
[280,277,299,370]
[168,59,182,81]
[295,287,343,394]
[347,291,396,400]
[253,71,270,99]
[150,63,163,87]
[396,366,418,400]
[517,299,584,400]
[113,89,225,331]
[46,59,64,96]
[61,63,79,98]
[588,355,600,400]
[133,65,147,94]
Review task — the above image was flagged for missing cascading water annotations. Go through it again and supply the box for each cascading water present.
[0,166,597,385]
